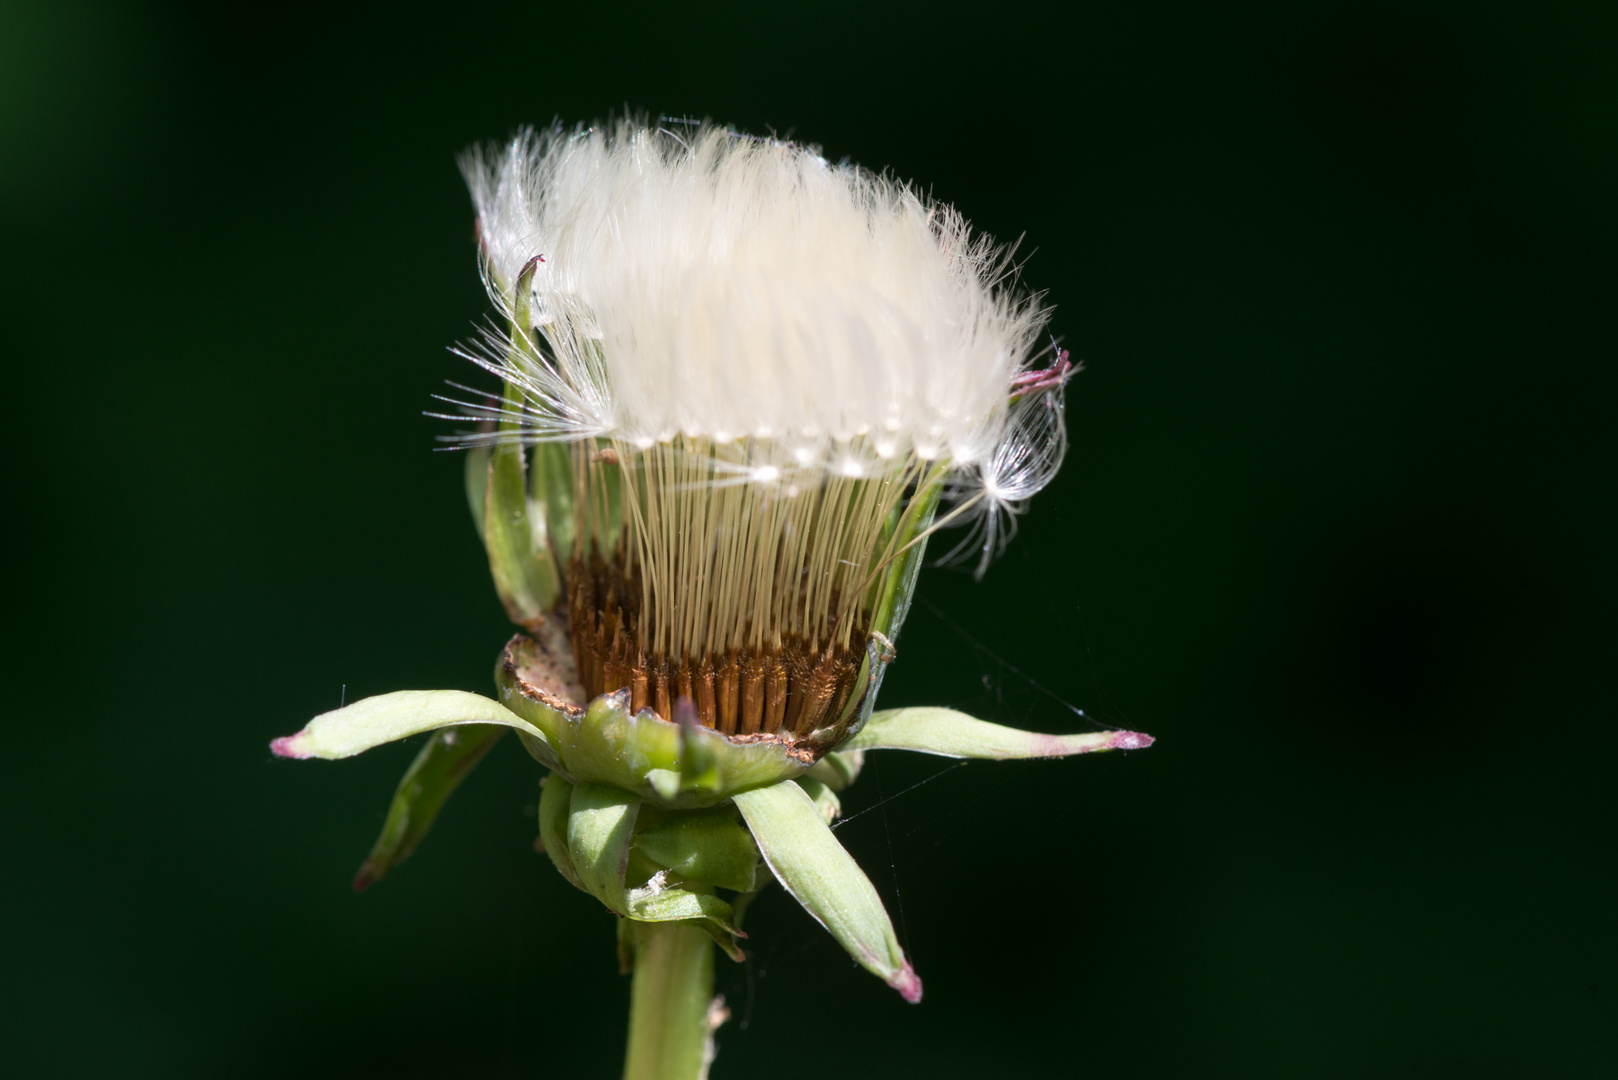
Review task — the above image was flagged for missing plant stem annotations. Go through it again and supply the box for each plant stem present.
[623,921,717,1080]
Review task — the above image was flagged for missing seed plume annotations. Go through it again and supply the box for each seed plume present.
[439,119,1076,730]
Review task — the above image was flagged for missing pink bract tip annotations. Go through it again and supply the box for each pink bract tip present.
[1010,352,1074,393]
[889,962,923,1004]
[269,735,309,759]
[1111,731,1155,750]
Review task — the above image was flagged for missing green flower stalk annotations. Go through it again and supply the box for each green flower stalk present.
[272,119,1152,1079]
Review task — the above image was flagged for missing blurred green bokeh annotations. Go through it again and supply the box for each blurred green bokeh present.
[2,2,1611,1076]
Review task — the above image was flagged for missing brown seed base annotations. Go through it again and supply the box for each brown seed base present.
[567,552,866,736]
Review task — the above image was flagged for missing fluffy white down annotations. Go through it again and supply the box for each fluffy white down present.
[460,121,1055,468]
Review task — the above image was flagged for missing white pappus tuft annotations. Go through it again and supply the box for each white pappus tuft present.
[442,118,1076,581]
[939,359,1076,576]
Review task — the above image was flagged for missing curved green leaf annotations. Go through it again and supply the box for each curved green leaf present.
[733,782,920,1002]
[843,707,1154,759]
[529,440,576,565]
[484,256,562,626]
[485,439,560,627]
[567,782,641,912]
[270,690,550,761]
[625,884,745,961]
[352,723,507,892]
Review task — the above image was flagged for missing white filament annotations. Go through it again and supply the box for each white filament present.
[453,119,1074,577]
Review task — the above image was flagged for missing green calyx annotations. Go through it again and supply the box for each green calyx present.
[496,633,819,810]
[540,772,756,961]
[273,678,1152,1004]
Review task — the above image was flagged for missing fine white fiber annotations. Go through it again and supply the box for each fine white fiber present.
[445,118,1075,579]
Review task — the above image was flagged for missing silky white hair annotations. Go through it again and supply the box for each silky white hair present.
[449,119,1074,575]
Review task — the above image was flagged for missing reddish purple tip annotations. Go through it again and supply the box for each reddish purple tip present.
[269,735,309,759]
[888,962,924,1004]
[1110,731,1155,750]
[1010,352,1074,394]
[673,695,699,733]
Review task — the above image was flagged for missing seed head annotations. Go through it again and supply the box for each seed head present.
[439,119,1077,732]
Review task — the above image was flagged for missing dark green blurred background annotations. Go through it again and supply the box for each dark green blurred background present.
[3,2,1612,1076]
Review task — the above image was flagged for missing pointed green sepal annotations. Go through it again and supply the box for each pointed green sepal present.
[625,885,746,962]
[270,690,552,761]
[843,707,1154,759]
[483,255,562,627]
[561,784,746,955]
[537,772,583,889]
[732,782,921,1002]
[351,723,507,892]
[633,808,761,893]
[484,441,560,628]
[566,782,642,912]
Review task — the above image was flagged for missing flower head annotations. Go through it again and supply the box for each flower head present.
[439,121,1076,738]
[271,121,1150,1065]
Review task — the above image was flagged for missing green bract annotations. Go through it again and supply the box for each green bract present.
[272,641,1153,1001]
